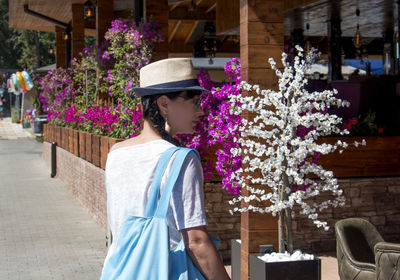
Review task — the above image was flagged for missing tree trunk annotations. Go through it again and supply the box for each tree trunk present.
[278,210,285,253]
[285,208,294,253]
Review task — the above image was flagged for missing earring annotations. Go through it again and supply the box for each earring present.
[165,116,170,132]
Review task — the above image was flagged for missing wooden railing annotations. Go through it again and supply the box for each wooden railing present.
[43,123,400,177]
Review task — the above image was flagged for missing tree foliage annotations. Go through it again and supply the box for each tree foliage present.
[0,0,55,70]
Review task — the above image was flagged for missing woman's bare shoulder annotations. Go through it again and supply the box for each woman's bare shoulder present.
[111,136,164,152]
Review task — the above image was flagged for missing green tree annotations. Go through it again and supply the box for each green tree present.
[0,0,55,70]
[0,0,19,68]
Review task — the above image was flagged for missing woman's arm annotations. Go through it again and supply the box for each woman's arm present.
[181,226,231,280]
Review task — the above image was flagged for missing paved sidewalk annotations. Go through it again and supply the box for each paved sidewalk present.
[0,139,107,279]
[0,118,34,140]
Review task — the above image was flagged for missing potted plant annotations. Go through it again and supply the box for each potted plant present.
[227,47,365,279]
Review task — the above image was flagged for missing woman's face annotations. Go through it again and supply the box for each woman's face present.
[158,91,204,136]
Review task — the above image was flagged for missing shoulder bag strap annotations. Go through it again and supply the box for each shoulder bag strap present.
[154,148,198,219]
[144,146,180,217]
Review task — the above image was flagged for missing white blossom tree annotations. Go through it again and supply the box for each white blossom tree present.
[228,46,365,253]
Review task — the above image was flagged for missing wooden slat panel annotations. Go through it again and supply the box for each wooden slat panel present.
[100,136,108,169]
[240,0,284,23]
[92,134,100,167]
[68,128,74,153]
[85,132,92,163]
[79,131,86,159]
[318,136,400,177]
[241,44,283,69]
[241,21,284,46]
[73,130,79,156]
[240,1,284,278]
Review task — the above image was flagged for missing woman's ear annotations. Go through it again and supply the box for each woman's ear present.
[157,95,169,118]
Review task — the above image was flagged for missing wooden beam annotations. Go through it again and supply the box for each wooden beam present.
[206,3,216,13]
[72,4,84,60]
[84,28,96,37]
[169,7,216,20]
[55,26,66,68]
[284,0,320,11]
[240,0,284,279]
[96,0,114,46]
[169,20,182,43]
[147,0,169,61]
[169,2,181,11]
[216,0,239,35]
[168,40,194,53]
[185,21,199,45]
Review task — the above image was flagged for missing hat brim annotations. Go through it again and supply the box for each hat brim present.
[132,85,209,97]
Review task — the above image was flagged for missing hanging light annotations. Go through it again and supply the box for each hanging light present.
[203,22,217,64]
[353,9,361,48]
[305,40,311,53]
[62,32,70,40]
[48,47,54,54]
[84,1,95,18]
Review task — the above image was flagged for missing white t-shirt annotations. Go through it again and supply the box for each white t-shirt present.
[104,139,207,262]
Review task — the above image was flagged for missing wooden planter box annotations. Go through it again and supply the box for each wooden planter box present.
[100,136,109,169]
[56,126,61,147]
[92,134,101,167]
[43,123,48,142]
[60,127,67,150]
[318,136,400,177]
[48,125,55,143]
[99,137,124,169]
[85,132,92,163]
[73,130,79,156]
[79,130,86,160]
[68,128,74,153]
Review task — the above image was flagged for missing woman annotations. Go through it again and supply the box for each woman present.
[104,58,230,280]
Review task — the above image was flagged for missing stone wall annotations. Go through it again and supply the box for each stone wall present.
[42,142,400,259]
[292,177,400,252]
[42,142,240,260]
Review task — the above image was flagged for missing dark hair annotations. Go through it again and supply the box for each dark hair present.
[141,90,202,146]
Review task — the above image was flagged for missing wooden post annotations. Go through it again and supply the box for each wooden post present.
[240,0,284,279]
[72,4,85,60]
[55,26,66,68]
[96,0,114,46]
[146,0,168,61]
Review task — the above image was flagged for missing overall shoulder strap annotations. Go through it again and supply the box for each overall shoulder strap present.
[154,148,197,218]
[144,146,180,217]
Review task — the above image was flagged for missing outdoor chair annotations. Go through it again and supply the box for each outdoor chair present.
[335,218,400,280]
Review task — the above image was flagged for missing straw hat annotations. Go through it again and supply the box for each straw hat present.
[132,58,208,97]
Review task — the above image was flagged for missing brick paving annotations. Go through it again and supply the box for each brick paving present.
[0,137,107,279]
